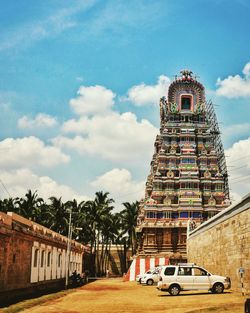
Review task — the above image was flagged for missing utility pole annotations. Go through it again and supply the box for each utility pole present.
[65,207,72,289]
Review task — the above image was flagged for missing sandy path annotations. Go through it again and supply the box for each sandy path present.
[21,278,246,313]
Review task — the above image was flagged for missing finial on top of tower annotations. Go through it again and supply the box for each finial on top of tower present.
[179,69,194,81]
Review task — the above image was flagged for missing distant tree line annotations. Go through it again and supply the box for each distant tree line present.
[0,190,139,276]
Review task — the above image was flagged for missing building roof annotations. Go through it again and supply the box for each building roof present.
[0,211,89,252]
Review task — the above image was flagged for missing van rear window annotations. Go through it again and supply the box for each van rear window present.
[164,267,175,276]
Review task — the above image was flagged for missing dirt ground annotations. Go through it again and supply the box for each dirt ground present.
[19,278,247,313]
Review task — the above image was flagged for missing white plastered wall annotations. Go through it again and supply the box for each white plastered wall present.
[30,241,40,283]
[30,241,82,283]
[45,245,52,280]
[39,244,46,281]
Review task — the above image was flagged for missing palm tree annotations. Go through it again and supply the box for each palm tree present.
[16,190,44,222]
[48,196,68,234]
[0,197,18,213]
[120,201,139,256]
[84,191,114,276]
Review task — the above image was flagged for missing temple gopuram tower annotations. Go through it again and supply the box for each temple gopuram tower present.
[136,70,230,262]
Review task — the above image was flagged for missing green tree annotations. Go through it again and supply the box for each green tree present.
[84,191,114,276]
[120,201,139,256]
[0,197,18,213]
[16,190,44,222]
[48,196,68,234]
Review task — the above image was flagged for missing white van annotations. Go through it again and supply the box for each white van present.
[157,264,231,295]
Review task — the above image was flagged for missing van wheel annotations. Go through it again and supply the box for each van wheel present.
[212,283,224,294]
[147,279,154,286]
[169,284,180,296]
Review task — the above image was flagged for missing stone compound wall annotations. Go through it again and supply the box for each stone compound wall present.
[0,211,88,305]
[188,194,250,293]
[106,245,132,276]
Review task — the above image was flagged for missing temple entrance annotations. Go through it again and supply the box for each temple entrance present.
[181,96,191,110]
[171,228,179,252]
[156,229,163,250]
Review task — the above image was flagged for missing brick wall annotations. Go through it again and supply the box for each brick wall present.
[187,194,250,293]
[5,233,33,290]
[0,211,87,296]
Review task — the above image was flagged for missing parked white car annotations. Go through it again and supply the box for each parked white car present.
[140,267,162,285]
[157,264,231,295]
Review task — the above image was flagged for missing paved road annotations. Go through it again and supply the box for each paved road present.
[21,278,245,313]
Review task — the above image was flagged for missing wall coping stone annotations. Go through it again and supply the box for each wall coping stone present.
[0,211,89,252]
[188,193,250,238]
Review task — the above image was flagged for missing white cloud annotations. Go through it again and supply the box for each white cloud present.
[0,136,70,169]
[126,75,170,106]
[221,123,250,146]
[226,137,250,203]
[69,85,115,116]
[91,168,144,206]
[18,113,58,129]
[216,62,250,98]
[79,1,169,39]
[54,111,158,163]
[0,2,95,52]
[76,76,84,82]
[243,62,250,77]
[0,168,88,202]
[223,123,250,136]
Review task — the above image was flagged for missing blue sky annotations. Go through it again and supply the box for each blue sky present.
[0,0,250,208]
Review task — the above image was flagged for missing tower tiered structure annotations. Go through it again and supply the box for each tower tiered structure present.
[136,70,230,262]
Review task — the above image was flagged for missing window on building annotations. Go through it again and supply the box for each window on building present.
[165,183,174,190]
[13,254,16,263]
[180,212,188,218]
[41,250,45,267]
[216,184,223,191]
[47,252,51,267]
[203,184,211,190]
[58,254,62,267]
[165,211,172,218]
[172,196,179,204]
[181,182,198,189]
[172,212,179,219]
[157,212,163,219]
[181,158,195,164]
[181,96,191,110]
[192,212,201,218]
[147,212,156,218]
[34,249,39,267]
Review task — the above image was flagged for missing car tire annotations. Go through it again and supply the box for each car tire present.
[146,279,154,286]
[169,284,181,296]
[212,283,224,294]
